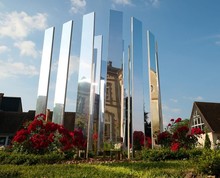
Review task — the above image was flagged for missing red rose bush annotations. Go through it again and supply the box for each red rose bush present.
[157,118,204,151]
[12,114,86,154]
[133,131,152,150]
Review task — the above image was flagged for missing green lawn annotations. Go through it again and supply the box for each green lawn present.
[0,160,201,178]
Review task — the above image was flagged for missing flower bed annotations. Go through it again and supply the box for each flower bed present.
[11,114,86,155]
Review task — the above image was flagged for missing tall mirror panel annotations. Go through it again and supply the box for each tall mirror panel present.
[75,12,95,155]
[131,17,145,154]
[104,10,123,145]
[147,31,163,147]
[36,27,54,116]
[52,20,73,124]
[93,35,103,152]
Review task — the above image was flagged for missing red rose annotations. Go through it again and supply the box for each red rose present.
[171,142,180,152]
[12,129,29,143]
[175,118,182,123]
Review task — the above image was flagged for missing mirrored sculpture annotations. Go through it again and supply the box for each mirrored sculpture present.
[93,35,103,151]
[147,30,163,147]
[104,10,123,145]
[36,27,54,117]
[75,12,95,157]
[131,17,145,155]
[35,9,163,159]
[52,20,73,124]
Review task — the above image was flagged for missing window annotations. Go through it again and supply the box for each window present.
[0,137,6,146]
[191,110,204,130]
[106,82,111,100]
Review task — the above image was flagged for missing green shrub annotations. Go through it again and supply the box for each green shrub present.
[204,133,211,149]
[142,148,203,161]
[196,149,220,176]
[188,148,203,158]
[0,151,8,163]
[40,152,65,164]
[0,169,20,178]
[0,151,65,165]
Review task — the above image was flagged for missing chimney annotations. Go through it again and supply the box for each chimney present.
[0,93,4,110]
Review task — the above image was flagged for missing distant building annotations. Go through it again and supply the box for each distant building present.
[104,61,123,143]
[189,101,220,148]
[0,93,32,146]
[0,93,22,112]
[0,93,75,146]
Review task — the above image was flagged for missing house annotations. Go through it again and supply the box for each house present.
[0,93,75,146]
[0,93,32,146]
[189,101,220,148]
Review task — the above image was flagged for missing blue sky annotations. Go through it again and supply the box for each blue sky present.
[0,0,220,127]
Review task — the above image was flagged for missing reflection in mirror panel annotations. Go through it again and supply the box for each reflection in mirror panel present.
[147,30,163,147]
[94,35,103,95]
[131,17,145,153]
[98,78,105,151]
[52,20,73,124]
[75,12,95,155]
[104,10,123,145]
[36,27,54,116]
[93,35,103,151]
[155,42,163,132]
[108,10,123,69]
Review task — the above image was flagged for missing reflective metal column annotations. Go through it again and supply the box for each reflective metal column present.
[131,17,145,155]
[75,12,95,158]
[147,30,163,147]
[36,27,54,116]
[104,10,123,144]
[52,20,73,124]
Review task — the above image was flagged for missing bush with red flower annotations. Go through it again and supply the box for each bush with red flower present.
[157,118,204,151]
[133,131,152,150]
[12,114,86,155]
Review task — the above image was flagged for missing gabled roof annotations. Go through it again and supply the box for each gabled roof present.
[0,111,35,134]
[0,96,22,112]
[190,101,220,133]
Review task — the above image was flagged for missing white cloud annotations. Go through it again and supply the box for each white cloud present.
[144,0,160,8]
[215,41,220,45]
[0,2,4,8]
[51,60,58,73]
[69,55,80,76]
[0,60,38,79]
[194,96,203,101]
[14,40,38,58]
[70,0,86,14]
[0,11,47,39]
[162,104,182,129]
[112,0,133,6]
[14,41,38,58]
[0,45,10,53]
[163,104,181,114]
[183,96,203,101]
[150,0,160,7]
[169,98,178,103]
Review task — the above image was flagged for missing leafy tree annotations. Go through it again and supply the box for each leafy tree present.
[204,133,211,149]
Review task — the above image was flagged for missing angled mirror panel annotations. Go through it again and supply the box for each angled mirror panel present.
[147,31,163,147]
[36,27,54,116]
[52,20,73,124]
[94,35,103,95]
[108,10,123,68]
[131,17,145,153]
[155,42,163,132]
[75,12,95,154]
[104,10,123,145]
[94,35,103,151]
[98,78,105,151]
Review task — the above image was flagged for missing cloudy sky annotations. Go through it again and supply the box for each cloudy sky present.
[0,0,220,127]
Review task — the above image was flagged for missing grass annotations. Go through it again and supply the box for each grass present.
[0,160,201,178]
